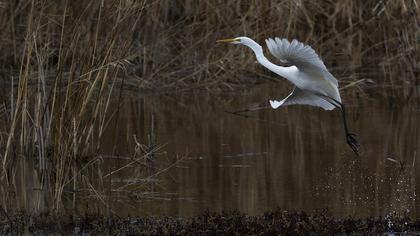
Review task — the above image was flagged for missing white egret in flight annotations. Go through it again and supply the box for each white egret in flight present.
[217,37,359,155]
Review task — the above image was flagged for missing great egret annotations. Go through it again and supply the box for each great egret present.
[217,37,359,155]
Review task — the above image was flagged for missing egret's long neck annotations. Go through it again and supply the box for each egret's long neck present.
[244,41,296,80]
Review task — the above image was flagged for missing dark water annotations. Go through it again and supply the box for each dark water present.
[92,83,419,218]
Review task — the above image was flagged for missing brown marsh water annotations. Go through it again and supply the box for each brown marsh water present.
[70,83,419,218]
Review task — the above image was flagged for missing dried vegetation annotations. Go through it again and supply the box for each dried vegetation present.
[0,0,418,218]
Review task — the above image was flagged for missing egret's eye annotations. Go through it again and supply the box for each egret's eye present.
[232,40,241,44]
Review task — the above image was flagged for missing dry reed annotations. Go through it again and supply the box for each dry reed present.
[0,0,418,217]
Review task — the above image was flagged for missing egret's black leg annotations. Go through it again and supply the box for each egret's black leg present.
[314,93,360,156]
[340,104,359,156]
[228,105,270,115]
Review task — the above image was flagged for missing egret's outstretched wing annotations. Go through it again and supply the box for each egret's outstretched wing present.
[265,38,338,87]
[269,87,335,111]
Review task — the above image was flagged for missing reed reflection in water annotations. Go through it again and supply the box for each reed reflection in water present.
[98,84,419,218]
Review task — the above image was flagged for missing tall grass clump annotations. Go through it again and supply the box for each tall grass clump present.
[0,0,418,217]
[0,0,140,215]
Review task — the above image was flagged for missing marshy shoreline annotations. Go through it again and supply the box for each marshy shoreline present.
[2,209,419,235]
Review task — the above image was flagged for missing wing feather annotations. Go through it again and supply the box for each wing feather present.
[265,38,338,87]
[269,86,336,111]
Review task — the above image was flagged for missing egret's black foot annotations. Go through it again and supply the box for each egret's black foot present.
[346,133,359,156]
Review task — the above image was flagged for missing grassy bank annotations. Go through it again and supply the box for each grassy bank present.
[0,0,419,217]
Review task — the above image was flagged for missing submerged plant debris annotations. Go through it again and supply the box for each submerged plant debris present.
[1,209,419,235]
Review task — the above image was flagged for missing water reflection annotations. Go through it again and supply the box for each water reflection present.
[97,83,419,218]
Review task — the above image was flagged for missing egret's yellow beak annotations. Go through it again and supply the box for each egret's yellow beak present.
[216,38,238,43]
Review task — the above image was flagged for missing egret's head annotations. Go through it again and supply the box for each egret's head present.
[216,37,251,45]
[217,37,262,53]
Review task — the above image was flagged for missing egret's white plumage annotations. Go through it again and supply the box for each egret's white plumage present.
[265,37,340,110]
[217,36,359,155]
[269,87,336,110]
[217,37,341,111]
[265,38,328,72]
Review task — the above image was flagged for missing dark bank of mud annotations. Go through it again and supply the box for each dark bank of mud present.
[1,209,419,235]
